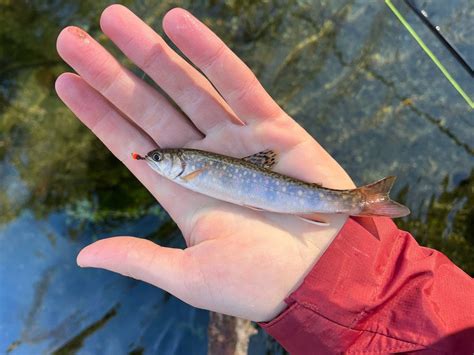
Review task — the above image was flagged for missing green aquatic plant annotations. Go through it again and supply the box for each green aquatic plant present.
[397,170,474,276]
[0,66,158,225]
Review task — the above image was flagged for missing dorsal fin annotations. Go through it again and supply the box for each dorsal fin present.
[242,150,278,169]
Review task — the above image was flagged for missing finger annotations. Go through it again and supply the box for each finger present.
[56,26,201,146]
[77,237,193,302]
[99,4,245,133]
[55,72,211,232]
[163,8,284,122]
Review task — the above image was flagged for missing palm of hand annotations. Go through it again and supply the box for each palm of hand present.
[56,5,354,322]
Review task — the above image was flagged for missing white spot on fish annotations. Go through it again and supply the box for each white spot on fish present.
[252,173,256,177]
[298,190,303,196]
[282,187,287,192]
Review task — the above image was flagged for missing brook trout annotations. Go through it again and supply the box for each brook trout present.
[132,149,409,224]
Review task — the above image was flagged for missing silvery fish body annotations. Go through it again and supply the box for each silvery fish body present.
[138,148,410,219]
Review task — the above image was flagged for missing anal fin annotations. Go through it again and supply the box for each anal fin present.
[244,204,265,212]
[296,213,330,226]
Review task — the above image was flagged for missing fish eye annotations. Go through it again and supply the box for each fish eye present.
[152,153,162,162]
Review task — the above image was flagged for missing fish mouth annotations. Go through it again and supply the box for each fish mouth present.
[143,155,156,167]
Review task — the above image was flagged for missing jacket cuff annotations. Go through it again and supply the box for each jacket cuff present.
[259,217,424,354]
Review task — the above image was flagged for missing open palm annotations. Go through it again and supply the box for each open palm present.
[56,5,354,322]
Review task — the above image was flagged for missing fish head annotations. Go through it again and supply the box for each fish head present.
[144,149,184,179]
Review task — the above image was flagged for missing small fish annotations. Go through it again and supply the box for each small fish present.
[132,149,410,225]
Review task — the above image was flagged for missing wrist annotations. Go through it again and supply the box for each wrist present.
[258,214,348,322]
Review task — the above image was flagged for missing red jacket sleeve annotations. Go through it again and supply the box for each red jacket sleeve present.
[260,217,474,354]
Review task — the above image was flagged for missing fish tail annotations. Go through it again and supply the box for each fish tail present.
[356,176,410,218]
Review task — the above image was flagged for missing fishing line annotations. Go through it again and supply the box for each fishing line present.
[404,0,473,76]
[385,0,473,109]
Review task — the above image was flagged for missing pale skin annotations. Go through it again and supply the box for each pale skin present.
[55,5,355,322]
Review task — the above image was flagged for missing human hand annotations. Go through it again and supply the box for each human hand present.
[55,5,355,322]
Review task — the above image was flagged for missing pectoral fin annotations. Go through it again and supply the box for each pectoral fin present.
[180,167,207,182]
[296,213,329,226]
[242,150,278,169]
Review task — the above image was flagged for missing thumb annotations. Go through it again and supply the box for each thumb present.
[77,237,191,297]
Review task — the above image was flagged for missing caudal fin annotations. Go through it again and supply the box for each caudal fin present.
[356,176,410,218]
